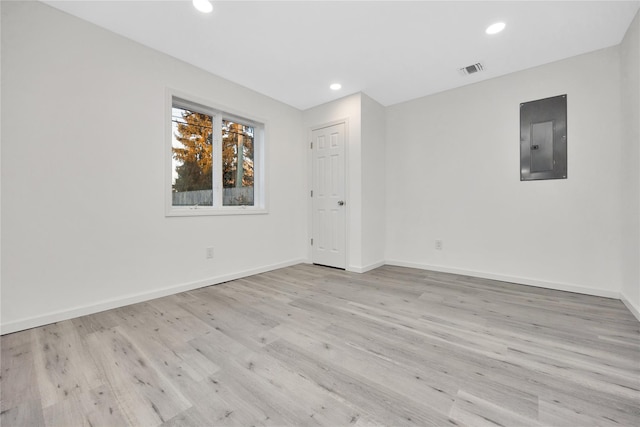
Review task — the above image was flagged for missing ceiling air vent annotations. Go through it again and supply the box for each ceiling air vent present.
[459,62,484,76]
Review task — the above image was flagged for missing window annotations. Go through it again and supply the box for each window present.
[167,94,265,215]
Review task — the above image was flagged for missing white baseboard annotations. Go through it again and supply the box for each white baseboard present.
[385,259,621,299]
[302,259,385,273]
[4,258,635,335]
[348,260,385,273]
[0,258,305,335]
[620,291,640,322]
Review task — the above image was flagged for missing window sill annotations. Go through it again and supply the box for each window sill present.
[166,207,268,217]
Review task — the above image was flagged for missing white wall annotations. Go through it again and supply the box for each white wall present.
[620,10,640,318]
[302,93,364,271]
[0,0,4,331]
[3,1,637,334]
[386,47,624,298]
[1,1,306,333]
[360,94,386,270]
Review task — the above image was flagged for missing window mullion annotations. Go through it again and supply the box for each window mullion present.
[212,113,223,207]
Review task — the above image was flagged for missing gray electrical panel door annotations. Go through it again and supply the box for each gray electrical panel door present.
[520,95,567,181]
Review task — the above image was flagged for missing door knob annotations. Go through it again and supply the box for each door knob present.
[338,200,345,206]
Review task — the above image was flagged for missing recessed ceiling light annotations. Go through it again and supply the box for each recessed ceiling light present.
[486,22,506,35]
[330,83,342,91]
[193,0,213,14]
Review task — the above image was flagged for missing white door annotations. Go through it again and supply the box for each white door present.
[312,123,346,269]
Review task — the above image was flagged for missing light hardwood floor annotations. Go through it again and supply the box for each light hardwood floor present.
[1,264,639,426]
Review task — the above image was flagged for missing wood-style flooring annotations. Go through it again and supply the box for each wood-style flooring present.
[1,264,639,426]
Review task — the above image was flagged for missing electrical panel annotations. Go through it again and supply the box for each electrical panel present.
[520,95,567,181]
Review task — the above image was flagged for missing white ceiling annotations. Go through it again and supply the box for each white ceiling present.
[43,0,640,110]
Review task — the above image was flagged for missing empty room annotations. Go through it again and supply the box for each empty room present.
[1,0,639,426]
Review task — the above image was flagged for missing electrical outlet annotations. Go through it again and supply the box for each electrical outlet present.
[435,240,443,250]
[206,247,214,259]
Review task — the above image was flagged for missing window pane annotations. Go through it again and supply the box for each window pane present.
[222,119,254,206]
[171,106,214,206]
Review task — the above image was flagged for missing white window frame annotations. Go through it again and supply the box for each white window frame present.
[166,89,267,216]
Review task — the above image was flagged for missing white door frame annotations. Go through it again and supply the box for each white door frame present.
[308,119,349,269]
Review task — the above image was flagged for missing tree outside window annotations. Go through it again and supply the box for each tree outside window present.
[171,105,255,207]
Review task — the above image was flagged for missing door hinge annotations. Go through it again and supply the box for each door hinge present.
[310,190,313,197]
[311,238,313,246]
[310,142,313,149]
